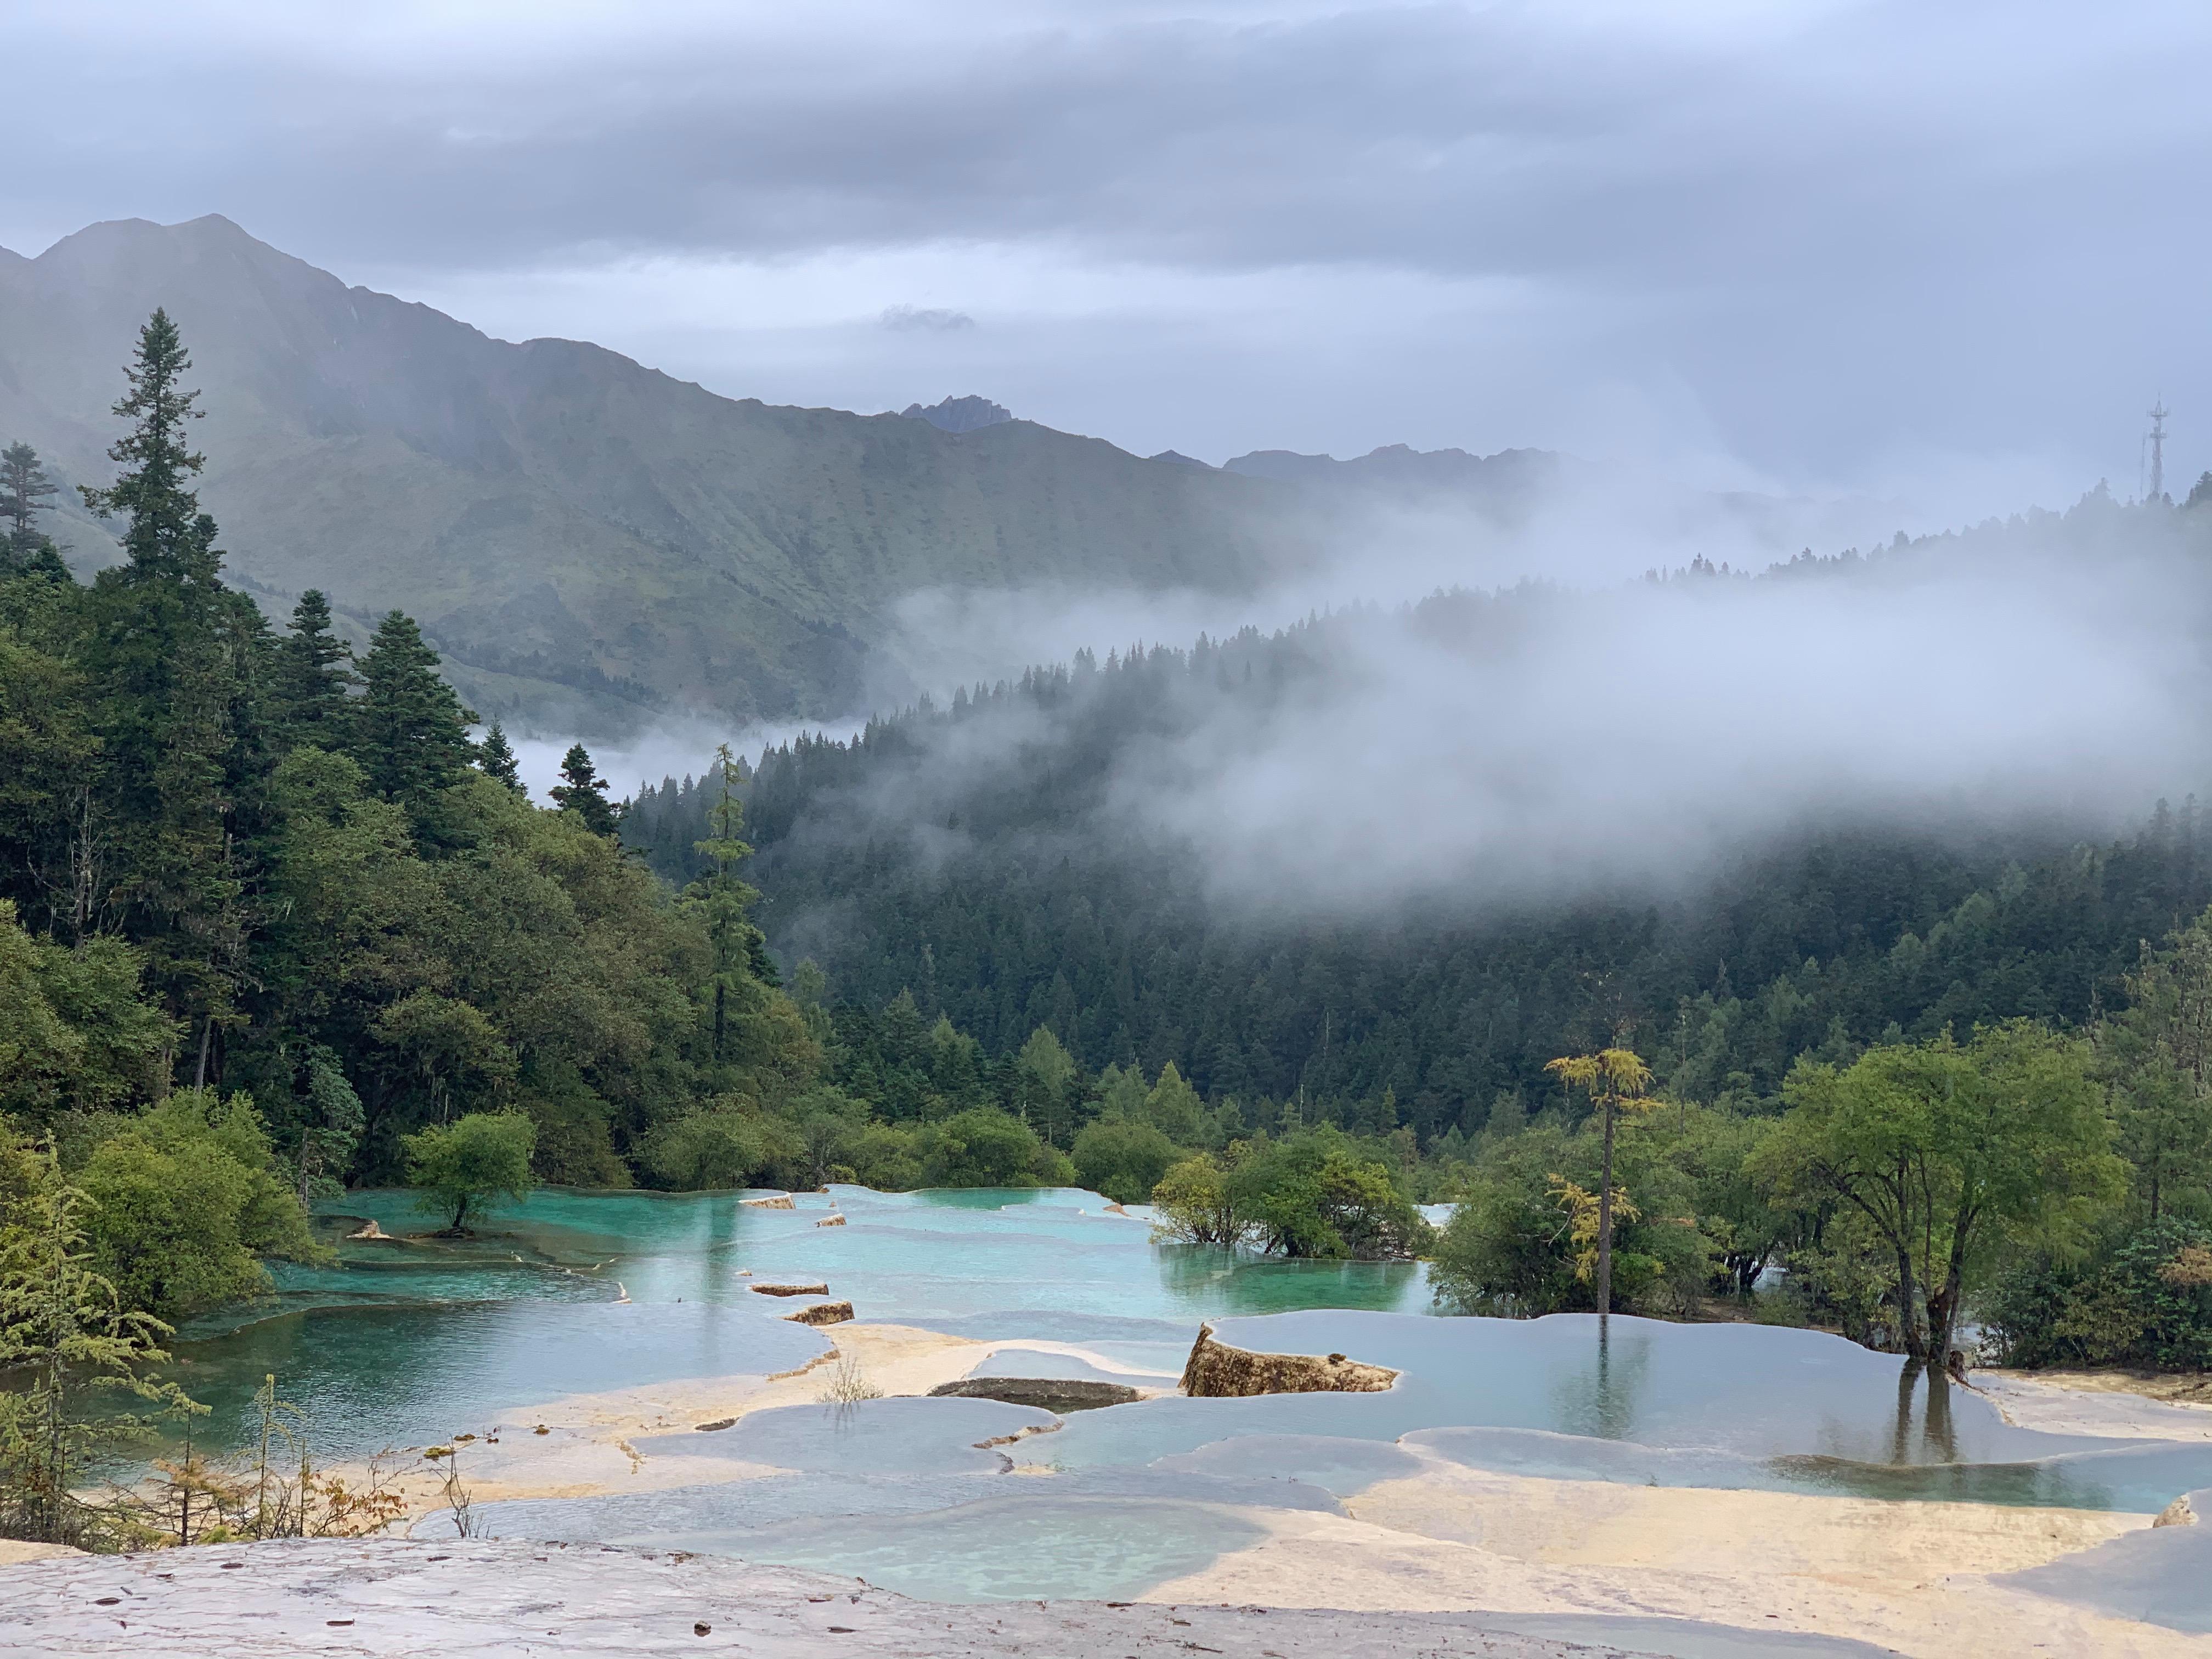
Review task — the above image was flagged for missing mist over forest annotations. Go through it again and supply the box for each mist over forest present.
[604,485,2212,1151]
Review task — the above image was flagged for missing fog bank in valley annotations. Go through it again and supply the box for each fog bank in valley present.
[839,499,2212,915]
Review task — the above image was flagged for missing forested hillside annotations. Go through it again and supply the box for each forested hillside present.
[614,499,2212,1369]
[0,312,1267,1346]
[627,492,2212,1145]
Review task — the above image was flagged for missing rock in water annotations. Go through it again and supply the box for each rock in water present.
[785,1301,854,1326]
[929,1378,1143,1413]
[751,1283,830,1297]
[1179,1323,1397,1397]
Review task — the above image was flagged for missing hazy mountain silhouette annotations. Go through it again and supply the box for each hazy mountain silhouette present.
[0,217,1313,730]
[0,216,1895,733]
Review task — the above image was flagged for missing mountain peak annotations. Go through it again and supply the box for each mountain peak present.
[36,212,296,275]
[901,395,1013,434]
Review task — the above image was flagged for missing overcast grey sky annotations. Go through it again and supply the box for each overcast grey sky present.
[7,1,2204,514]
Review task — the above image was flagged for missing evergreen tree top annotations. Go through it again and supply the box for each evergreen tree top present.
[479,720,526,795]
[354,610,477,813]
[551,743,619,837]
[0,441,70,582]
[1,441,59,544]
[79,309,217,584]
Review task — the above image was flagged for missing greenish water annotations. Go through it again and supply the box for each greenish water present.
[138,1182,2212,1617]
[162,1183,1427,1455]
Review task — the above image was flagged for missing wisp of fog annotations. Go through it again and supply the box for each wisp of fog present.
[573,487,2212,919]
[844,501,2212,915]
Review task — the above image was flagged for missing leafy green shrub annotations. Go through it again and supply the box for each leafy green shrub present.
[642,1104,802,1190]
[1072,1117,1180,1204]
[1150,1153,1254,1244]
[402,1111,537,1233]
[76,1088,323,1319]
[918,1108,1073,1188]
[1985,1217,2212,1370]
[1222,1128,1431,1260]
[1429,1124,1713,1317]
[837,1121,924,1192]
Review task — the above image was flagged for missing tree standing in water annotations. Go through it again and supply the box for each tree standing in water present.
[1544,1048,1658,1319]
[1755,1022,2121,1365]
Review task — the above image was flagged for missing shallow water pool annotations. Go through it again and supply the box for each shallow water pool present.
[143,1182,2209,1618]
[162,1183,1425,1454]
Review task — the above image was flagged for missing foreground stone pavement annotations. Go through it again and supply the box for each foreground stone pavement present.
[0,1536,1877,1658]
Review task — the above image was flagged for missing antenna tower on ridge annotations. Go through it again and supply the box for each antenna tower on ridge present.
[2146,399,2170,501]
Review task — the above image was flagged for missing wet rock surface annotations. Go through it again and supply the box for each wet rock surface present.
[0,1536,1665,1656]
[1181,1322,1398,1397]
[928,1376,1144,1413]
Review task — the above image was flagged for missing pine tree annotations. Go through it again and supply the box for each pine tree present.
[478,721,526,795]
[75,314,270,1057]
[78,311,215,585]
[682,743,764,1059]
[550,744,618,837]
[351,612,476,819]
[0,442,69,581]
[271,590,356,747]
[0,441,57,541]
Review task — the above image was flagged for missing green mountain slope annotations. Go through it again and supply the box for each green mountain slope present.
[0,216,1313,730]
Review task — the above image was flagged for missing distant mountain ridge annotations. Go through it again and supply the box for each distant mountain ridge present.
[0,216,1901,735]
[0,217,1317,731]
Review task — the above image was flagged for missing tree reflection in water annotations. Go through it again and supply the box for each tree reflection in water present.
[1890,1360,1960,1465]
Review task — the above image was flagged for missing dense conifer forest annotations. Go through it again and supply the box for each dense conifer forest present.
[625,541,2212,1145]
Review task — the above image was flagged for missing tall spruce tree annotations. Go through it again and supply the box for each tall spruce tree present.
[550,744,618,837]
[271,590,356,747]
[351,611,476,821]
[75,313,271,1070]
[79,313,215,585]
[683,743,765,1060]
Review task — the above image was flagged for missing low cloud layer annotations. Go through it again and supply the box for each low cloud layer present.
[881,305,976,332]
[840,504,2212,915]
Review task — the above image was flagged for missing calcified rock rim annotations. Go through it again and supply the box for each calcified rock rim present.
[1181,1322,1398,1397]
[0,1537,1652,1657]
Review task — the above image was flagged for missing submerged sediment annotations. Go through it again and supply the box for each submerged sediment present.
[1180,1323,1398,1397]
[929,1376,1146,1412]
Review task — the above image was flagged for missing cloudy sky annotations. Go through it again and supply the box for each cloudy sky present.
[7,1,2205,513]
